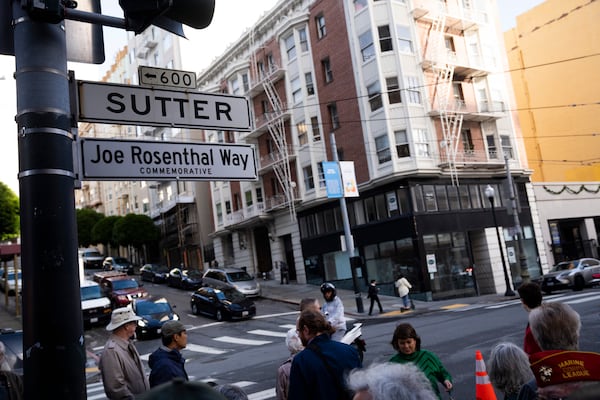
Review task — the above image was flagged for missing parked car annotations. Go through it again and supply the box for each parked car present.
[80,279,112,328]
[167,268,203,290]
[0,268,22,295]
[539,258,600,293]
[202,268,261,297]
[81,248,104,269]
[102,257,134,275]
[0,329,23,374]
[98,274,149,307]
[139,263,170,283]
[131,296,180,340]
[190,285,256,321]
[590,272,600,286]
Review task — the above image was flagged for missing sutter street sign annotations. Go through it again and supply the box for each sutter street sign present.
[80,138,258,181]
[77,80,252,131]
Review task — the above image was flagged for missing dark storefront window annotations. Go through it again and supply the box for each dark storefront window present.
[363,238,419,296]
[423,232,476,299]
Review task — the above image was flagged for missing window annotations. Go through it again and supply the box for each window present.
[354,0,367,12]
[395,130,410,158]
[317,163,326,188]
[305,72,315,95]
[328,103,340,129]
[311,116,321,142]
[216,203,223,224]
[486,135,498,159]
[367,81,383,111]
[386,77,401,104]
[414,128,430,157]
[245,190,253,206]
[225,200,231,214]
[303,166,315,190]
[461,129,474,152]
[501,135,513,159]
[285,34,296,61]
[256,188,263,203]
[299,28,308,52]
[316,15,326,39]
[406,76,422,104]
[297,121,308,146]
[291,76,302,104]
[257,61,265,78]
[230,77,240,95]
[267,53,275,72]
[378,25,393,52]
[359,30,375,62]
[242,73,249,92]
[375,135,391,164]
[322,58,333,83]
[396,25,413,53]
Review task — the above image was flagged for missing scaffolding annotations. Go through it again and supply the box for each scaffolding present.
[249,28,296,220]
[427,8,464,186]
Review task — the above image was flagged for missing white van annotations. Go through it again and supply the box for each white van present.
[80,279,112,327]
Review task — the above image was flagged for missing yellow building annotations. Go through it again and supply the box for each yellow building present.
[505,0,600,267]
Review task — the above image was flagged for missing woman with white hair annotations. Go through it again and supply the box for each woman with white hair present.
[487,342,534,400]
[347,362,437,400]
[275,328,304,400]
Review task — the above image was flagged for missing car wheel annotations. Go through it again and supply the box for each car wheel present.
[573,275,585,291]
[191,303,199,315]
[216,310,223,322]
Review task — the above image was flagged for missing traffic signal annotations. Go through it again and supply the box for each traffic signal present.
[119,0,215,36]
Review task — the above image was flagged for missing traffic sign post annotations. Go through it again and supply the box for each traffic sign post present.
[138,65,197,89]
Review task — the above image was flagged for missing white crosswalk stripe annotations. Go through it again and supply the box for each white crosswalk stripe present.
[213,335,273,345]
[248,329,288,337]
[445,291,600,312]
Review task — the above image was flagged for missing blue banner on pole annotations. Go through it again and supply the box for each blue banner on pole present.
[322,161,343,198]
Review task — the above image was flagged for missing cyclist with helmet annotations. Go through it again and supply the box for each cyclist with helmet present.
[320,282,346,341]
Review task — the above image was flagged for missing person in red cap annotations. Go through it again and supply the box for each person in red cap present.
[526,302,600,399]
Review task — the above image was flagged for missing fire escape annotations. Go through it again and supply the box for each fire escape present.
[426,9,464,186]
[250,29,296,221]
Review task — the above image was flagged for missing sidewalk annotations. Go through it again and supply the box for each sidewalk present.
[0,280,520,331]
[259,279,520,319]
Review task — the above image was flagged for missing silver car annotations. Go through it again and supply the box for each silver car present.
[540,258,600,293]
[202,268,261,297]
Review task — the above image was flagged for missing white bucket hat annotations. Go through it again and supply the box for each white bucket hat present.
[106,307,141,331]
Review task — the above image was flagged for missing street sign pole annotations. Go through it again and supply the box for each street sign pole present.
[12,2,86,399]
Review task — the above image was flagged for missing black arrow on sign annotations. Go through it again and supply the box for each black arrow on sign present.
[144,73,157,79]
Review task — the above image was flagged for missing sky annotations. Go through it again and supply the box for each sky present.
[0,0,544,196]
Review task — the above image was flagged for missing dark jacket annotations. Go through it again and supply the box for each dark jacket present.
[288,334,362,400]
[148,347,188,388]
[367,284,379,299]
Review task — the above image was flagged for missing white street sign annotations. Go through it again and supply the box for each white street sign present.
[77,81,252,131]
[138,66,196,89]
[79,138,258,181]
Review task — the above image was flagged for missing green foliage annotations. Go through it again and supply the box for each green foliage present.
[113,213,159,250]
[0,182,19,241]
[76,208,104,247]
[92,215,121,247]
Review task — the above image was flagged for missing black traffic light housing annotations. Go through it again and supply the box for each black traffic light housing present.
[119,0,215,36]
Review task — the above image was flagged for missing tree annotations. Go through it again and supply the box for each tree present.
[76,208,104,248]
[113,213,159,260]
[91,215,121,253]
[0,182,19,241]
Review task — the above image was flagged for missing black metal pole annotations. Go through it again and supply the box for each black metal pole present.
[12,2,86,399]
[490,199,515,297]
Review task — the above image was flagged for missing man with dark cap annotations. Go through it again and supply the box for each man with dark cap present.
[149,320,189,387]
[99,307,149,399]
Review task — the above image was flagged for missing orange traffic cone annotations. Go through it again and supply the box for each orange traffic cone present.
[475,350,497,400]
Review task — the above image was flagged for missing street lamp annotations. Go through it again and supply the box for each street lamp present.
[484,185,515,297]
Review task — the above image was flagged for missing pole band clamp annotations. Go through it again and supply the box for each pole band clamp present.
[19,169,76,179]
[21,127,73,140]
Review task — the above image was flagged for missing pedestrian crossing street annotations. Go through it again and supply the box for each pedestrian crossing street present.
[442,290,600,312]
[86,322,302,400]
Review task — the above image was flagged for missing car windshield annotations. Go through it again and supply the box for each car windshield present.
[553,261,577,271]
[136,299,171,314]
[112,279,139,290]
[84,251,102,258]
[215,288,246,302]
[113,258,130,264]
[184,270,203,279]
[227,271,253,282]
[81,285,102,300]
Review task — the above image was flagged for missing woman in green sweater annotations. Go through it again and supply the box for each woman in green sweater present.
[389,323,453,399]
